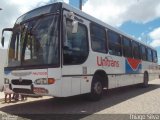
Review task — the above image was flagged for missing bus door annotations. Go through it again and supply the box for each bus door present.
[61,11,89,96]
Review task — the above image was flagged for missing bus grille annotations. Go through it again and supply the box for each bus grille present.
[12,79,32,85]
[13,88,34,94]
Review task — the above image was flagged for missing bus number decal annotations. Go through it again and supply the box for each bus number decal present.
[32,72,48,76]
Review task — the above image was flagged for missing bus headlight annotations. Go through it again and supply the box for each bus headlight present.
[4,78,9,84]
[35,78,48,85]
[34,78,55,85]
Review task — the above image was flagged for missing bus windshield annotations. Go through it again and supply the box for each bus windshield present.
[8,14,60,67]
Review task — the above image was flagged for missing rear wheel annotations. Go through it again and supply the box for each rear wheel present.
[88,75,103,101]
[142,72,149,87]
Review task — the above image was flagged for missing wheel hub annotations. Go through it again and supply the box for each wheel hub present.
[94,82,102,94]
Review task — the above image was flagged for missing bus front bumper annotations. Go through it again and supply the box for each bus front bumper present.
[11,84,49,96]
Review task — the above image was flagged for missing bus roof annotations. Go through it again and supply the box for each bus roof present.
[16,2,155,50]
[62,2,156,50]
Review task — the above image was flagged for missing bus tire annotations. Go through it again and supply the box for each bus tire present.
[88,75,103,101]
[142,72,149,88]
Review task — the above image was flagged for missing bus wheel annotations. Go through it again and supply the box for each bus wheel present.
[142,72,149,87]
[88,76,103,101]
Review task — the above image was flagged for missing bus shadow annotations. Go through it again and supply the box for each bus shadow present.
[0,84,160,120]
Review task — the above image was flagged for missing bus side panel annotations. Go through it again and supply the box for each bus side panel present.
[142,61,159,81]
[47,68,62,97]
[71,77,81,96]
[108,74,144,89]
[61,76,92,97]
[108,75,117,89]
[80,76,92,94]
[61,66,82,97]
[118,74,134,87]
[61,77,72,97]
[133,74,143,84]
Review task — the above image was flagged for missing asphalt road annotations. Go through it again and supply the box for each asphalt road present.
[0,79,160,120]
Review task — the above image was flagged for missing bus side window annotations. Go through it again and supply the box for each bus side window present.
[132,41,140,59]
[146,48,152,62]
[122,37,132,58]
[90,23,107,53]
[108,31,122,56]
[152,50,157,63]
[141,45,147,61]
[63,20,88,65]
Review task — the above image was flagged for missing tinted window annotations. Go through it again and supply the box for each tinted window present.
[141,45,147,60]
[152,50,157,63]
[108,31,122,56]
[132,41,140,59]
[90,24,106,53]
[122,37,132,58]
[147,48,152,62]
[63,20,88,65]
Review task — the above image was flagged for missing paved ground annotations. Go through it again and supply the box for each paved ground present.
[0,79,160,120]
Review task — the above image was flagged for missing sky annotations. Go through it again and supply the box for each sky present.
[0,0,160,64]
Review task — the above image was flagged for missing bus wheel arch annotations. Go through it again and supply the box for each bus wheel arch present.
[88,70,108,101]
[93,70,108,88]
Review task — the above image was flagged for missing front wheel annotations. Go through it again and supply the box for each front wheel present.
[87,76,103,101]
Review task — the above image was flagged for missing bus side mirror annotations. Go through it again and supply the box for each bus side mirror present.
[1,28,13,47]
[72,21,78,33]
[1,36,4,47]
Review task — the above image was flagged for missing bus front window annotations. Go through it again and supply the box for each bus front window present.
[8,25,21,67]
[8,14,59,67]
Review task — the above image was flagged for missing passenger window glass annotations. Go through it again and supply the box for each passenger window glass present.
[141,45,147,60]
[132,41,140,59]
[122,37,132,58]
[147,48,152,62]
[90,24,106,53]
[152,50,157,63]
[108,31,122,56]
[63,20,88,65]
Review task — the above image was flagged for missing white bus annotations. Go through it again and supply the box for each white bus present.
[1,2,159,101]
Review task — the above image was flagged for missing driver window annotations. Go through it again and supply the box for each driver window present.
[63,20,88,65]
